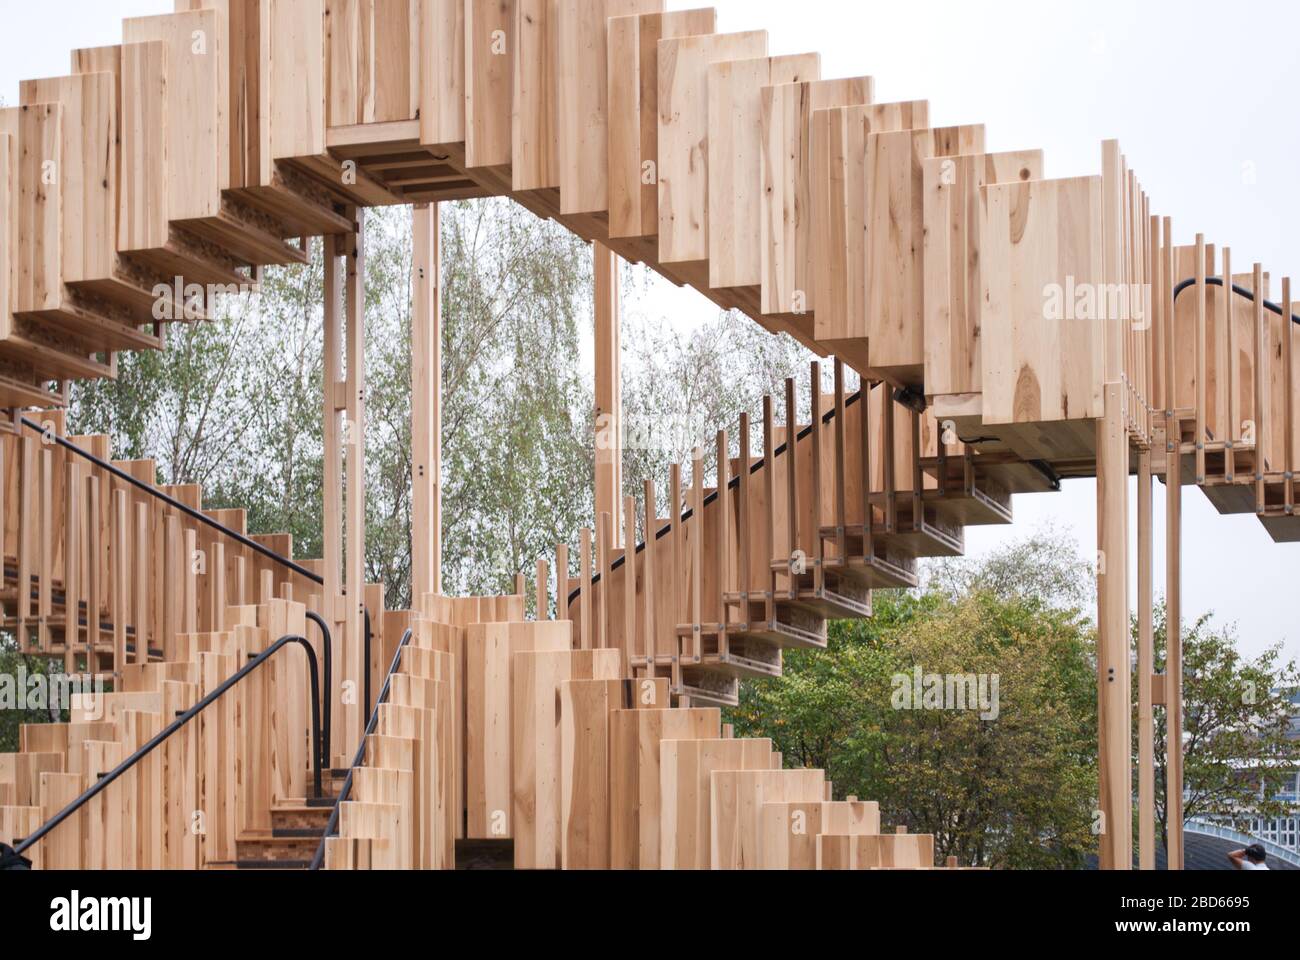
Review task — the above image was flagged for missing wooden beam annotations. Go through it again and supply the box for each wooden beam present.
[1096,381,1131,870]
[1166,408,1185,871]
[594,241,622,540]
[1137,449,1155,870]
[411,202,443,601]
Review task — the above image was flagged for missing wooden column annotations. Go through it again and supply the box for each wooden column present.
[345,209,368,747]
[1096,381,1131,870]
[1137,449,1155,870]
[594,241,622,543]
[323,228,347,761]
[1166,412,1185,871]
[411,203,443,603]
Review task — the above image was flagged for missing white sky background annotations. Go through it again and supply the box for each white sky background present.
[2,0,1297,662]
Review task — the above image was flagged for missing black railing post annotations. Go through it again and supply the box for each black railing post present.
[305,611,333,771]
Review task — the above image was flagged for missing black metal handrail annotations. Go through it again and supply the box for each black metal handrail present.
[1173,276,1300,326]
[19,414,382,770]
[308,627,414,871]
[305,612,333,769]
[15,633,323,858]
[19,416,327,587]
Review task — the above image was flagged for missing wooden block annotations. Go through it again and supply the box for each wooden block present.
[861,125,987,385]
[609,706,719,869]
[39,772,85,869]
[707,53,820,291]
[512,647,621,869]
[15,102,62,314]
[339,800,403,868]
[658,737,775,870]
[758,800,879,869]
[378,700,442,869]
[465,0,515,170]
[923,150,1044,398]
[709,767,825,869]
[817,832,936,870]
[0,130,11,339]
[465,620,571,839]
[981,176,1107,443]
[606,7,716,239]
[123,9,225,220]
[554,0,663,215]
[83,740,124,869]
[511,0,559,191]
[812,100,929,365]
[420,0,466,149]
[18,72,116,286]
[760,76,874,317]
[388,669,455,867]
[412,619,465,837]
[657,30,768,265]
[559,677,625,868]
[262,0,327,178]
[326,0,417,126]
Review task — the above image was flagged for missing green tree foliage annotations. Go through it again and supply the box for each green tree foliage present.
[731,533,1098,869]
[1144,607,1300,852]
[69,201,595,611]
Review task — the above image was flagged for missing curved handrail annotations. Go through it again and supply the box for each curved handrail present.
[14,633,323,858]
[305,612,333,769]
[19,415,326,586]
[1173,276,1300,326]
[308,627,414,871]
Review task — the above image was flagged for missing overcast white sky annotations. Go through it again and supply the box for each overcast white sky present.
[2,0,1297,662]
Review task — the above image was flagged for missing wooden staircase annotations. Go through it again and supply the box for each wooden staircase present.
[0,0,1296,872]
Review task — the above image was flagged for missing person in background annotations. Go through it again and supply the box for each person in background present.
[1227,844,1270,871]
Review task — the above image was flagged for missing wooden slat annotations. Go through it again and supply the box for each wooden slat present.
[923,150,1045,399]
[420,0,466,148]
[657,30,768,266]
[464,0,514,170]
[511,0,559,191]
[980,176,1107,438]
[19,72,116,287]
[708,53,820,291]
[760,76,873,316]
[606,7,716,239]
[811,100,929,367]
[123,9,224,220]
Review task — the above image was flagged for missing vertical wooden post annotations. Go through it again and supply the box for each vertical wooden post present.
[86,474,101,674]
[1194,235,1207,484]
[555,543,569,621]
[1284,279,1294,514]
[411,202,443,601]
[643,479,657,671]
[345,208,368,740]
[1137,449,1155,870]
[112,489,128,674]
[1166,418,1185,870]
[1253,263,1268,513]
[623,494,636,672]
[18,436,35,648]
[1097,385,1132,871]
[134,502,149,665]
[323,226,345,758]
[594,241,622,542]
[536,559,549,621]
[579,528,593,651]
[64,461,82,674]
